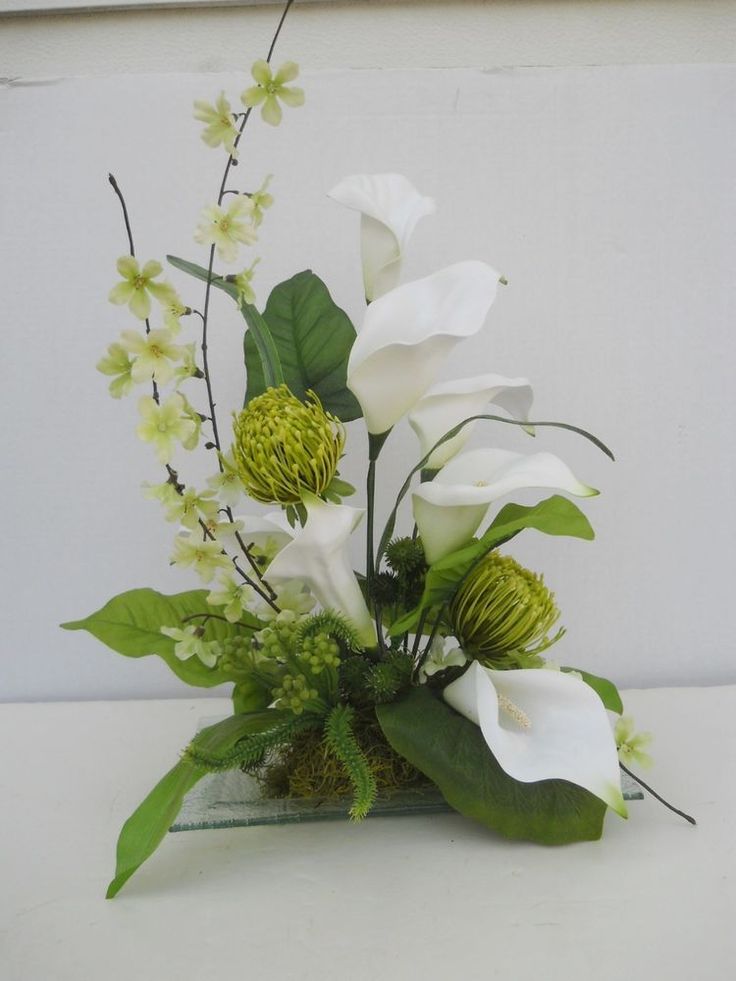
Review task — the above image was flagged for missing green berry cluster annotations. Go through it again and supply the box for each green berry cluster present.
[272,672,320,715]
[256,609,302,659]
[212,633,252,674]
[299,631,340,675]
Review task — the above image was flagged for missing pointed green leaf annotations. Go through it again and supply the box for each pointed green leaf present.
[244,270,362,421]
[562,668,624,714]
[376,688,607,844]
[61,588,261,688]
[167,255,283,388]
[106,710,283,897]
[389,495,593,637]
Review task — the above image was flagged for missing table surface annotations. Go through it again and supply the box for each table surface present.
[2,686,734,981]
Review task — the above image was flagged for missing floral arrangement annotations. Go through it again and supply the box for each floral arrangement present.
[62,1,692,899]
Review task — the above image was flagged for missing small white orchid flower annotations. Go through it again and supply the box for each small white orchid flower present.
[347,261,501,436]
[264,494,377,649]
[409,373,534,470]
[328,173,435,301]
[420,635,468,680]
[236,511,294,565]
[413,447,598,564]
[444,661,627,817]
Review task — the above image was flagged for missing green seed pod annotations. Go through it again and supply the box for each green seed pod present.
[231,385,345,505]
[450,552,561,666]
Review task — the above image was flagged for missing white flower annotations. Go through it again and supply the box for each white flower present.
[347,261,501,436]
[413,447,598,564]
[420,635,468,680]
[236,511,293,564]
[170,535,232,583]
[206,574,254,623]
[194,196,257,263]
[207,451,246,507]
[264,493,376,648]
[408,373,534,470]
[160,625,218,668]
[251,579,315,622]
[136,394,197,464]
[121,328,184,386]
[444,661,627,816]
[328,173,435,301]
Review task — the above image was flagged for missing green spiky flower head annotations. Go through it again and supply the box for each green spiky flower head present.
[231,385,345,505]
[450,552,562,668]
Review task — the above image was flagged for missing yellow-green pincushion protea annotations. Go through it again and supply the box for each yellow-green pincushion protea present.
[450,552,562,667]
[232,385,345,505]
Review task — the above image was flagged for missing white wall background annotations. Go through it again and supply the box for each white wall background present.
[2,1,735,701]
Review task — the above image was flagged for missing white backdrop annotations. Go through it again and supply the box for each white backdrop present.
[1,63,734,700]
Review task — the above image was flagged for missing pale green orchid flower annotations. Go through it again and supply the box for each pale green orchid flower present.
[193,91,240,158]
[444,661,627,817]
[347,261,501,436]
[328,173,435,301]
[160,624,218,668]
[136,394,196,464]
[409,373,534,470]
[264,493,377,649]
[194,195,257,264]
[413,447,598,564]
[241,60,305,127]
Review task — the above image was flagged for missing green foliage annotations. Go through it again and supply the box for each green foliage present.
[323,704,377,820]
[61,588,260,688]
[244,270,362,421]
[377,688,608,845]
[167,254,284,388]
[562,667,624,714]
[363,651,413,704]
[106,711,282,898]
[390,496,594,637]
[184,713,317,771]
[232,678,272,714]
[295,610,363,654]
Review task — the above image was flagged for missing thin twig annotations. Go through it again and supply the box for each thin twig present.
[619,762,697,826]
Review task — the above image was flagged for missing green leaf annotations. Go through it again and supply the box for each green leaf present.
[61,588,261,688]
[167,255,283,388]
[563,668,624,714]
[232,678,272,714]
[377,688,607,844]
[389,496,594,637]
[244,270,362,421]
[106,710,283,898]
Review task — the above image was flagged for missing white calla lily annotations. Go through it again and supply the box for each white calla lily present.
[236,511,293,558]
[328,173,435,301]
[444,661,627,816]
[413,447,598,564]
[347,262,501,436]
[409,373,534,470]
[264,494,377,648]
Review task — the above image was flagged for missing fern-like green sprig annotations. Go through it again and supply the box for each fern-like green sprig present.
[323,704,377,820]
[183,715,317,772]
[295,610,363,653]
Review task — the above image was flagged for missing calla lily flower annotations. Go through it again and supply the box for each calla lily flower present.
[236,511,293,563]
[264,494,377,648]
[444,661,627,816]
[408,373,534,470]
[347,261,500,436]
[328,173,435,301]
[413,447,598,564]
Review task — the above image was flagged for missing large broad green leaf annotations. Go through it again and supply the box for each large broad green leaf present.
[106,711,283,898]
[244,270,362,421]
[167,254,284,388]
[377,688,607,844]
[61,588,261,688]
[390,495,594,636]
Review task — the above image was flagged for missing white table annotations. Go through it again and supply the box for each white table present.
[2,687,734,981]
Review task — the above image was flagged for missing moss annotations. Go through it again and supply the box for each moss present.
[255,708,430,800]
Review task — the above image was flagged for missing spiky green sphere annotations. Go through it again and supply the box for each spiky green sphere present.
[231,385,345,505]
[450,552,561,666]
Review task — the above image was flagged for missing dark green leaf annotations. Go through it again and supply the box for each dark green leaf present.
[244,270,362,421]
[232,678,272,714]
[389,496,594,637]
[167,255,283,388]
[562,668,624,714]
[61,588,261,688]
[377,688,607,844]
[106,711,284,898]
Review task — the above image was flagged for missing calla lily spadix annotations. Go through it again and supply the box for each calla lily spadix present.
[347,261,501,436]
[264,494,377,649]
[444,661,627,817]
[413,447,598,564]
[327,173,435,301]
[408,373,534,470]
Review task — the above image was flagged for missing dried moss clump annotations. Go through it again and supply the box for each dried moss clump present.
[256,710,429,800]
